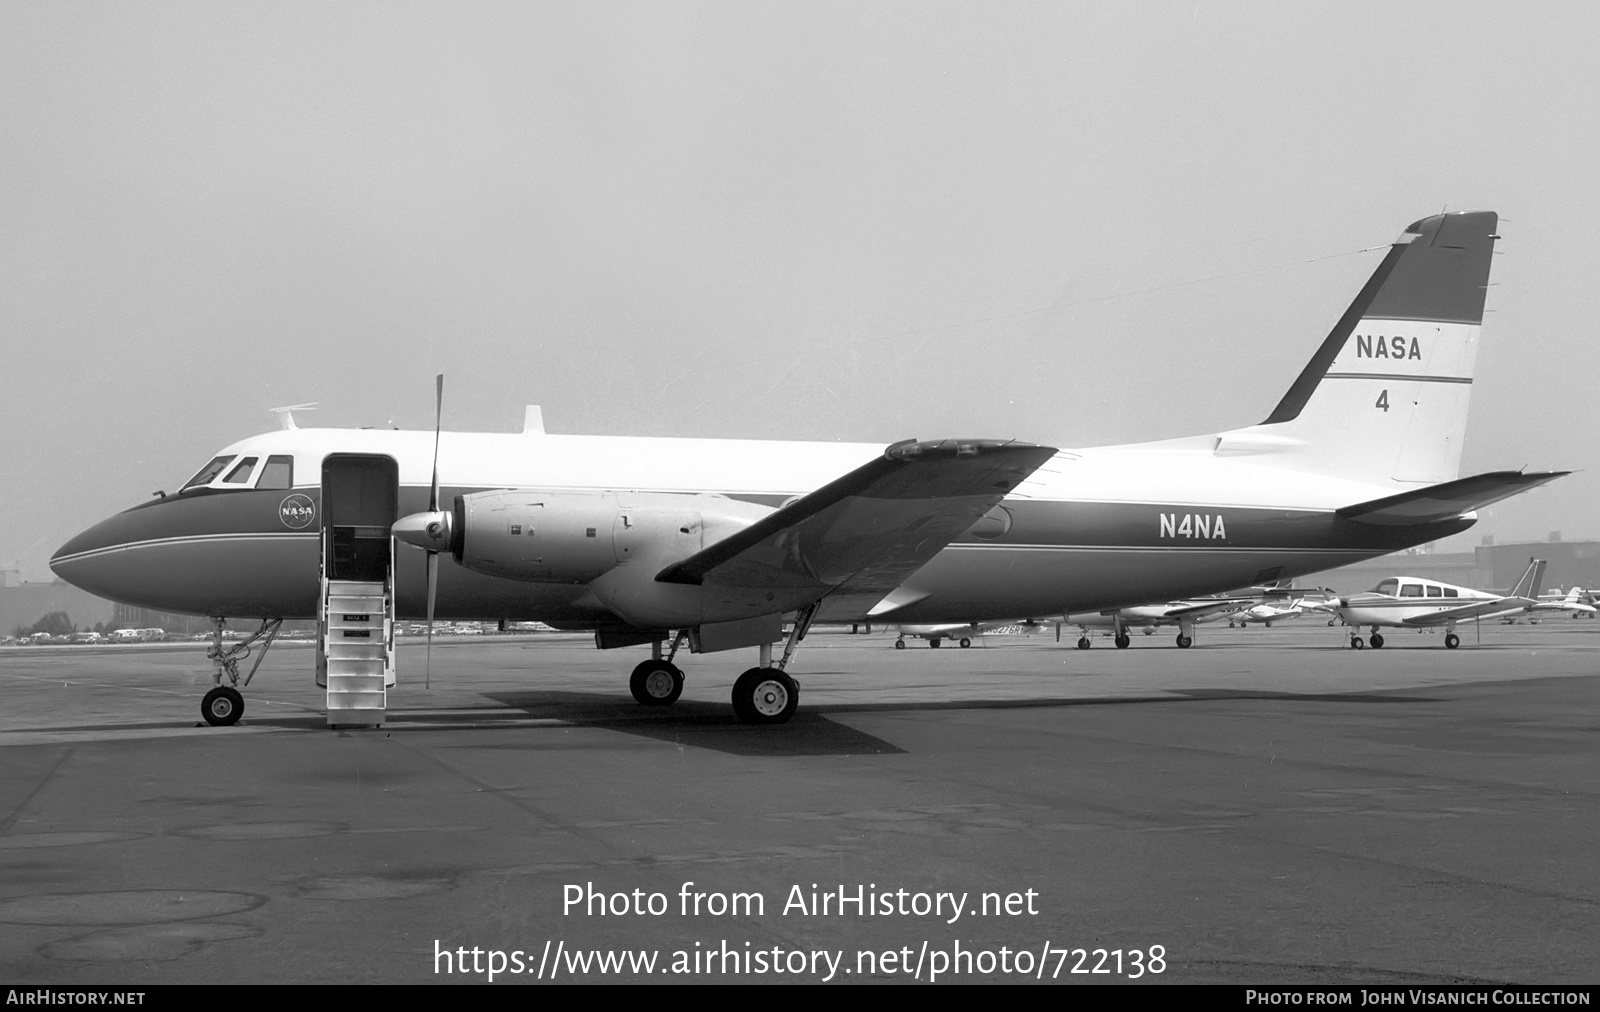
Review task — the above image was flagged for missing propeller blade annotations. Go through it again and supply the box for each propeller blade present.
[430,374,444,513]
[425,550,438,690]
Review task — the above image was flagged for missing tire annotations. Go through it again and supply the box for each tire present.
[1370,633,1385,649]
[894,639,906,650]
[959,637,971,649]
[929,638,941,648]
[1176,634,1192,649]
[201,686,243,726]
[1350,637,1364,649]
[1114,634,1130,649]
[1077,637,1091,650]
[1445,633,1460,650]
[629,660,683,706]
[731,667,798,724]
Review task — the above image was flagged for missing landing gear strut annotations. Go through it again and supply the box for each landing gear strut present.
[202,617,282,726]
[731,606,813,724]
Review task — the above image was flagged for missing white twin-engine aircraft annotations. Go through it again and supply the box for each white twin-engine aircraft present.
[51,210,1565,726]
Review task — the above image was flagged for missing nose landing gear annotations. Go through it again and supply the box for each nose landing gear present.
[201,617,282,726]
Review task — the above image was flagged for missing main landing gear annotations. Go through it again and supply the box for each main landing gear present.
[201,617,282,726]
[1445,632,1460,649]
[625,611,815,725]
[631,632,686,706]
[729,605,817,725]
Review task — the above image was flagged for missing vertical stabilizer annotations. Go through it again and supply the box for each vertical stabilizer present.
[1217,211,1498,487]
[1509,558,1546,600]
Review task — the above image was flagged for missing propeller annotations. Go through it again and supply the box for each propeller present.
[393,374,449,688]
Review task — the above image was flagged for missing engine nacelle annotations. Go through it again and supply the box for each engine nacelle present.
[452,490,771,593]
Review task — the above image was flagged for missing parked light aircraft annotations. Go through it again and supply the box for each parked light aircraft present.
[892,620,1043,649]
[1527,587,1597,619]
[1335,559,1547,649]
[1226,592,1339,627]
[1065,595,1259,649]
[51,210,1566,725]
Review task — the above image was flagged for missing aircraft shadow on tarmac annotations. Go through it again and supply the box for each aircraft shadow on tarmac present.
[476,693,909,757]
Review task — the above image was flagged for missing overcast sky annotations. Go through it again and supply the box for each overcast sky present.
[4,2,1596,579]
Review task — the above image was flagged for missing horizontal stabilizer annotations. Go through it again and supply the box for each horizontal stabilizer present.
[1336,470,1568,527]
[656,438,1057,597]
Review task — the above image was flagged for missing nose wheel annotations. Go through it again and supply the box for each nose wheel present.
[201,686,244,726]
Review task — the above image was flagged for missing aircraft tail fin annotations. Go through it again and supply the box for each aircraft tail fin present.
[1510,558,1546,601]
[1216,211,1499,487]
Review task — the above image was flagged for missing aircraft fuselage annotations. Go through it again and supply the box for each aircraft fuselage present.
[52,426,1473,627]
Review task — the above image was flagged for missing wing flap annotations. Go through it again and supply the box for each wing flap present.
[655,438,1056,597]
[1337,470,1568,527]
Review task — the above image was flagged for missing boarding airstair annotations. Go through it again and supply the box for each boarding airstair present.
[322,577,394,726]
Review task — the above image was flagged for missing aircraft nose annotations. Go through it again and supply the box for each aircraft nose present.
[51,512,146,603]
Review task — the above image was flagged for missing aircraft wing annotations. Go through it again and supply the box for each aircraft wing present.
[1337,470,1567,527]
[655,439,1057,605]
[1400,597,1538,626]
[1158,599,1255,621]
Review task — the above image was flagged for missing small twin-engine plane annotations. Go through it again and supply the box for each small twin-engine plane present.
[51,210,1566,725]
[1335,558,1547,649]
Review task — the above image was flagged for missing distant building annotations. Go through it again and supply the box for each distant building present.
[0,576,116,635]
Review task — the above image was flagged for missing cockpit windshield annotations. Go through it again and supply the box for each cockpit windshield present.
[181,456,235,492]
[1371,579,1398,596]
[222,457,258,484]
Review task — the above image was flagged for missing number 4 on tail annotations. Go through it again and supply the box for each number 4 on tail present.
[1375,390,1389,412]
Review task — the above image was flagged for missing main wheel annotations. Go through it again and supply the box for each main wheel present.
[1077,637,1091,650]
[1176,634,1193,649]
[1114,634,1131,649]
[959,637,972,648]
[1445,633,1460,649]
[1350,636,1364,649]
[201,686,243,726]
[629,660,684,706]
[894,638,906,650]
[1370,633,1385,649]
[731,667,798,724]
[929,638,941,648]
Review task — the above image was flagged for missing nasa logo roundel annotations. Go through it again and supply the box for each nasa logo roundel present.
[278,494,316,530]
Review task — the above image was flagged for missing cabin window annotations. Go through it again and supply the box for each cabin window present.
[181,456,234,491]
[257,455,294,490]
[1399,583,1423,597]
[1372,579,1398,596]
[222,457,258,484]
[1444,588,1458,598]
[1426,585,1442,598]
